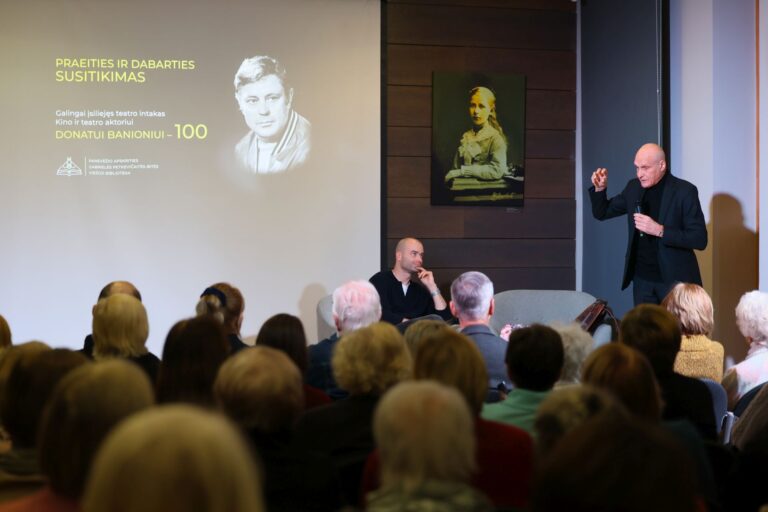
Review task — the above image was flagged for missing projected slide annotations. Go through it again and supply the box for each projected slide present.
[0,0,381,351]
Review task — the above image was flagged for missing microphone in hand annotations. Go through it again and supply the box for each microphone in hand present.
[635,201,644,238]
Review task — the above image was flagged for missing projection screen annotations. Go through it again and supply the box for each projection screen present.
[0,0,381,353]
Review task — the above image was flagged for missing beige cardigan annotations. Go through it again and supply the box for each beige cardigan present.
[673,334,724,382]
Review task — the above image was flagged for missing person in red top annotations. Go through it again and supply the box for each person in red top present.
[361,327,533,509]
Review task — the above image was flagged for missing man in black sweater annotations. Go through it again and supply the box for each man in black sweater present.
[369,237,452,325]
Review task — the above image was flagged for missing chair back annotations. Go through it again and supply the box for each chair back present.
[700,378,728,435]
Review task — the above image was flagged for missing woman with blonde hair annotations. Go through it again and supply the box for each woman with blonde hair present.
[92,294,159,382]
[445,86,508,183]
[196,283,248,354]
[82,405,264,512]
[661,283,724,381]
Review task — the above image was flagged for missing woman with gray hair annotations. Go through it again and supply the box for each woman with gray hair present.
[367,381,492,512]
[722,290,768,409]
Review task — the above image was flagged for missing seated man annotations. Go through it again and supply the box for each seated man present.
[449,271,507,401]
[307,281,381,400]
[369,238,451,325]
[80,280,142,358]
[481,325,564,434]
[620,304,717,441]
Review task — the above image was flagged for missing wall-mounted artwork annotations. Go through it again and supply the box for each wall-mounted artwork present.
[431,71,526,206]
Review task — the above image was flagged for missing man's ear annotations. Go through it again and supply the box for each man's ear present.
[333,313,341,333]
[287,88,294,109]
[488,297,495,317]
[449,301,458,318]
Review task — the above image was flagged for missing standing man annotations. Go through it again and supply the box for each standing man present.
[589,143,707,305]
[370,237,452,325]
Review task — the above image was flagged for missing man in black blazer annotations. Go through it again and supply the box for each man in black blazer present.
[589,143,707,305]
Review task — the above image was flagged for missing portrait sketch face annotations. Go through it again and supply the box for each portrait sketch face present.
[233,55,312,175]
[236,74,293,142]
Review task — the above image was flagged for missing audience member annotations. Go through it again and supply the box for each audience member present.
[662,282,724,381]
[449,271,508,400]
[361,328,533,509]
[307,280,381,399]
[0,316,11,353]
[297,322,411,505]
[81,405,264,512]
[92,294,160,382]
[532,414,704,512]
[722,290,768,409]
[196,282,249,354]
[255,313,330,409]
[481,324,564,433]
[79,280,142,358]
[402,318,445,356]
[0,360,154,512]
[215,347,343,512]
[552,322,594,387]
[534,385,622,459]
[411,328,533,509]
[582,342,719,510]
[366,381,493,512]
[369,238,451,324]
[620,304,716,440]
[0,344,49,454]
[156,316,229,407]
[0,349,87,502]
[731,382,768,450]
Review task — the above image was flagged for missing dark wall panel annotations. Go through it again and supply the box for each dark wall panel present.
[581,0,665,316]
[384,0,576,294]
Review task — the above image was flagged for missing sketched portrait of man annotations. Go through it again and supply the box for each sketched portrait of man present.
[234,55,311,174]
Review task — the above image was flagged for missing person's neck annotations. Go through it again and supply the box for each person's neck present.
[459,318,489,329]
[391,267,411,284]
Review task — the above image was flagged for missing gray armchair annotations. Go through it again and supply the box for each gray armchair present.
[489,289,614,347]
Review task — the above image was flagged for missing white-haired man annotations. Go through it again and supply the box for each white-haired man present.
[307,280,381,400]
[450,271,508,401]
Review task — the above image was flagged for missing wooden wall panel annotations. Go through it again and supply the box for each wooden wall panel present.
[388,4,576,50]
[384,0,577,292]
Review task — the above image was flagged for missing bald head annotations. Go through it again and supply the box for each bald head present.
[634,143,667,189]
[98,281,141,302]
[394,238,424,274]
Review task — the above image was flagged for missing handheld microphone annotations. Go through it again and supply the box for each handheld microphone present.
[635,200,644,237]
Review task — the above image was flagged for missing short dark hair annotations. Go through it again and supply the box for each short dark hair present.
[619,304,681,375]
[505,324,563,391]
[98,281,142,302]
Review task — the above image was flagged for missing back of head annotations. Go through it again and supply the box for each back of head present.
[619,304,681,375]
[534,385,623,459]
[450,271,494,322]
[661,283,714,336]
[157,316,230,406]
[332,280,381,333]
[332,322,411,395]
[254,313,308,375]
[582,343,662,421]
[375,381,476,492]
[92,294,149,359]
[505,324,564,391]
[82,405,264,512]
[2,348,88,448]
[39,360,154,499]
[215,346,303,433]
[552,323,594,385]
[196,283,245,335]
[735,290,768,343]
[98,280,142,302]
[0,314,11,350]
[532,413,701,512]
[403,319,447,356]
[414,329,488,415]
